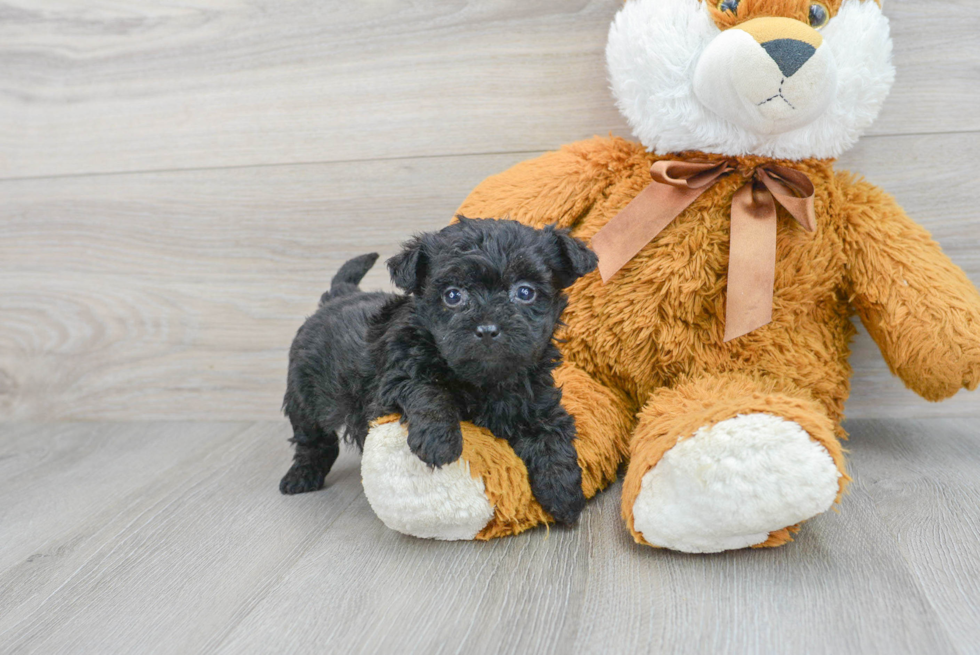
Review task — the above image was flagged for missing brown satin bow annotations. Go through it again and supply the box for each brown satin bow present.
[590,159,816,342]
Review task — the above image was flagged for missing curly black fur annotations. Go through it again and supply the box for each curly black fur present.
[280,217,598,524]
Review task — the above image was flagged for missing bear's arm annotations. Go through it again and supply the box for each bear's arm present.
[456,138,628,229]
[839,171,980,401]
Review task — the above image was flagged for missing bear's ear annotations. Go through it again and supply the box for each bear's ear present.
[387,235,429,295]
[548,226,598,289]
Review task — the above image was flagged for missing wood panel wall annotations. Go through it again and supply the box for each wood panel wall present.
[2,0,978,420]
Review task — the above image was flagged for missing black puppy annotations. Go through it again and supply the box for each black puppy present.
[280,217,598,524]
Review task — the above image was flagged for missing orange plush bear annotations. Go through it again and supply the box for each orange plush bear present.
[360,0,980,552]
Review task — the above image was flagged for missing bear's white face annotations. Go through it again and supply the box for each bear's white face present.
[606,0,894,160]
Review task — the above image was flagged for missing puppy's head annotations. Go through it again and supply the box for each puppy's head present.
[387,217,597,383]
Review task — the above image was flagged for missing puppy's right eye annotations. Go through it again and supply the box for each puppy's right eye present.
[443,288,464,307]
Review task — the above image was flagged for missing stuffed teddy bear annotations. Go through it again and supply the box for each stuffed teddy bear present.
[359,0,980,552]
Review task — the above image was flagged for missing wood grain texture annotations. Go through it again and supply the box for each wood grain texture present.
[0,152,534,421]
[1,419,978,654]
[0,422,366,653]
[1,0,978,179]
[2,133,980,420]
[847,419,980,650]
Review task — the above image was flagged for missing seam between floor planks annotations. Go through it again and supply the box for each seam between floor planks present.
[0,149,552,185]
[3,124,980,184]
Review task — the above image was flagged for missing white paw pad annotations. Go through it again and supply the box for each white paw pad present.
[632,413,841,553]
[361,421,495,541]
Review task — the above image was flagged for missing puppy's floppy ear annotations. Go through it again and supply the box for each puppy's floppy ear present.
[547,226,598,289]
[387,235,429,295]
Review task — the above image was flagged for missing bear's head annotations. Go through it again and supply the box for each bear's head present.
[607,0,894,160]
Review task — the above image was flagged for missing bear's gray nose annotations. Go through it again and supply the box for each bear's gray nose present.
[761,39,816,78]
[475,324,500,341]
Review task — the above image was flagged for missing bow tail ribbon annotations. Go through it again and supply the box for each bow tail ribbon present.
[591,161,816,343]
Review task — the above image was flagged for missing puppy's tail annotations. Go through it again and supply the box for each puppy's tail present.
[321,253,380,303]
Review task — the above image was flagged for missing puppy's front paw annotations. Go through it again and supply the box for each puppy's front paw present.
[407,422,464,468]
[279,464,326,495]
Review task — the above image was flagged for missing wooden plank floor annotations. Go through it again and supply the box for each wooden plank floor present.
[1,419,978,654]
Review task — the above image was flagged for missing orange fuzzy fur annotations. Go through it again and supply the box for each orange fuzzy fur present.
[442,136,980,545]
[705,0,844,29]
[696,0,882,31]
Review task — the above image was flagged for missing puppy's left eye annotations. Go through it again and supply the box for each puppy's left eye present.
[443,288,465,307]
[514,285,536,303]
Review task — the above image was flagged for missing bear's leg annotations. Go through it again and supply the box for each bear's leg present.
[621,373,848,553]
[360,363,634,540]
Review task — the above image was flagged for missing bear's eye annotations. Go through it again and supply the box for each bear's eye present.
[808,2,829,29]
[514,285,537,303]
[443,288,465,307]
[718,0,739,14]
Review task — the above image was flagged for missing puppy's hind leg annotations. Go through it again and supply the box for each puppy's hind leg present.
[280,420,341,495]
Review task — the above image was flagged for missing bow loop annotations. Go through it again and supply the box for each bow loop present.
[590,158,818,342]
[756,165,817,232]
[650,160,733,190]
[590,160,731,284]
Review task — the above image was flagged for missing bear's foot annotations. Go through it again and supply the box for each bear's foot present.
[630,413,842,553]
[361,419,496,540]
[361,363,633,541]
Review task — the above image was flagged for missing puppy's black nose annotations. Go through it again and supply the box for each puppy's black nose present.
[475,324,500,341]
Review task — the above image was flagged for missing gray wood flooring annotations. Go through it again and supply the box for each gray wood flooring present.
[2,419,979,654]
